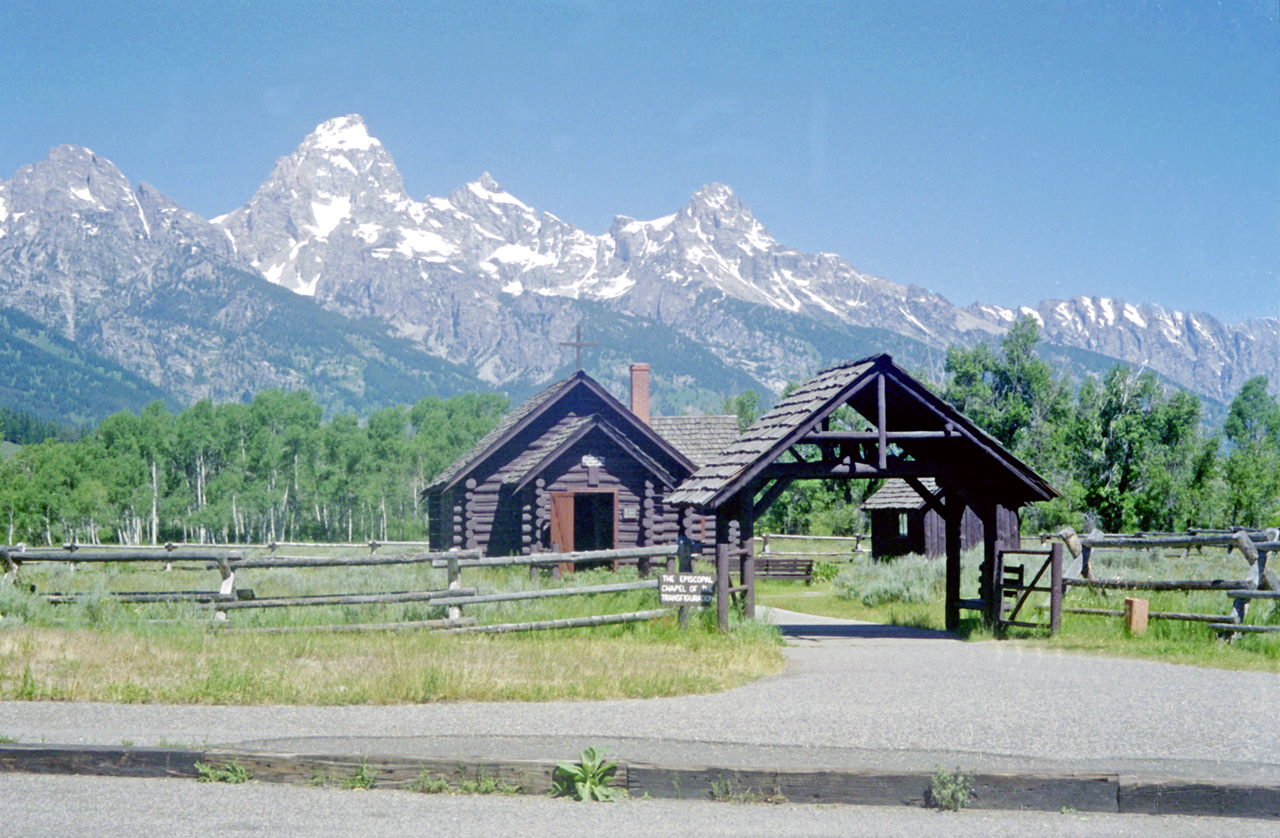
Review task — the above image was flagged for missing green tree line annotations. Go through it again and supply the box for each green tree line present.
[0,390,507,545]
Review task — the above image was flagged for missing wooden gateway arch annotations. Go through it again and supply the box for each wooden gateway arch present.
[666,354,1059,630]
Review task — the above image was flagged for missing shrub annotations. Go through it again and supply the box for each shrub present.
[835,554,942,606]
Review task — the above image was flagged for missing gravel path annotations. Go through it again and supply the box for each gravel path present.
[2,608,1277,783]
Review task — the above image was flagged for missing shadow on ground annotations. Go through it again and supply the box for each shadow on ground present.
[775,622,955,641]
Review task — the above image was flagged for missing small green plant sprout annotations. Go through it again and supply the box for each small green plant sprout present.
[340,759,377,790]
[709,776,788,805]
[552,747,627,802]
[928,764,974,811]
[414,765,522,795]
[195,760,252,784]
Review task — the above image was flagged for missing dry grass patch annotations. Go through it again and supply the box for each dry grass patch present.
[0,621,784,704]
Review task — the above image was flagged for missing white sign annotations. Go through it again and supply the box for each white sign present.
[659,572,715,606]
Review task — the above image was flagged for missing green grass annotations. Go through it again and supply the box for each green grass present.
[755,540,1280,672]
[0,549,785,703]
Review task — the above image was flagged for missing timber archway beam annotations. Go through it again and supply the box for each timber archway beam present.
[667,354,1060,630]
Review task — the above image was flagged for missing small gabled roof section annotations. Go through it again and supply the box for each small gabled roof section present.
[503,415,682,493]
[425,371,696,495]
[861,477,940,511]
[667,354,1058,510]
[649,415,741,467]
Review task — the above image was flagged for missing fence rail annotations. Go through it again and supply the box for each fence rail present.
[2,542,688,635]
[1047,527,1279,638]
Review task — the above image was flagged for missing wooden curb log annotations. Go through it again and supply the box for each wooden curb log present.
[1,744,1278,819]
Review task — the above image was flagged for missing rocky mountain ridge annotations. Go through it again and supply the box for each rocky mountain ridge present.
[0,141,488,420]
[1,113,1275,423]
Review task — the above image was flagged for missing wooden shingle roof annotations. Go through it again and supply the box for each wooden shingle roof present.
[667,358,878,507]
[860,478,939,511]
[498,415,681,492]
[424,371,696,495]
[649,415,740,467]
[667,354,1058,510]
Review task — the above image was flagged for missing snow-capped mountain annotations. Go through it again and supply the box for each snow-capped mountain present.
[0,139,486,416]
[2,113,1276,423]
[970,298,1280,402]
[213,115,1004,392]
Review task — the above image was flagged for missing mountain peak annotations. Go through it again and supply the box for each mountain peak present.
[307,114,380,152]
[691,182,736,202]
[684,182,755,222]
[9,144,144,223]
[460,173,532,212]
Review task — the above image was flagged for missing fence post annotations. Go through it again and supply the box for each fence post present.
[447,552,462,621]
[213,552,238,622]
[0,549,15,586]
[676,537,691,629]
[715,543,730,632]
[1049,542,1062,636]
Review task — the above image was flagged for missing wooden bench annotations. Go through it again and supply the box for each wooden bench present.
[754,557,816,583]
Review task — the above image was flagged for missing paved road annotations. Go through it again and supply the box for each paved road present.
[3,608,1277,785]
[1,773,1272,838]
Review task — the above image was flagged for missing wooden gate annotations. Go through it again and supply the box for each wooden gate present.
[994,543,1063,636]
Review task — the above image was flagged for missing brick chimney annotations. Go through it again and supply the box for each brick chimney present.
[630,363,651,425]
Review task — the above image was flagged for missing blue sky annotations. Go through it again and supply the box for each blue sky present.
[3,1,1276,324]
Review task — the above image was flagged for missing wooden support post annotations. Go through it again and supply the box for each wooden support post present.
[677,537,692,629]
[1049,542,1063,636]
[740,501,756,621]
[213,552,239,622]
[447,553,462,621]
[944,496,962,632]
[715,543,730,632]
[877,373,887,470]
[980,505,999,625]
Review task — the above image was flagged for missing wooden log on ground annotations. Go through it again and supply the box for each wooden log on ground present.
[216,617,478,634]
[431,609,670,635]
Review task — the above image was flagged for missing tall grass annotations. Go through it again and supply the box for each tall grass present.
[0,548,785,703]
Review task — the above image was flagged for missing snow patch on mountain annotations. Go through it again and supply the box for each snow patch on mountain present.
[310,196,351,238]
